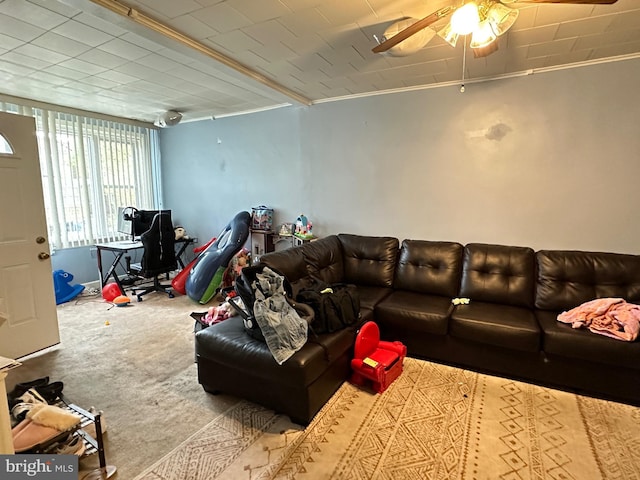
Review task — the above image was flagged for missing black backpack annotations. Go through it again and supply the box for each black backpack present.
[296,279,361,334]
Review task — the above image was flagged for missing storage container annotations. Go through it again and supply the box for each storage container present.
[251,206,273,231]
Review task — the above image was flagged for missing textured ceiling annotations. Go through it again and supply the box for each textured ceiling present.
[0,0,638,124]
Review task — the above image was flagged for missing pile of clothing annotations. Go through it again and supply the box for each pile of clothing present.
[557,297,640,341]
[7,377,85,455]
[252,267,308,365]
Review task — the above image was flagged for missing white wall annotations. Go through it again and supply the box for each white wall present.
[161,58,640,255]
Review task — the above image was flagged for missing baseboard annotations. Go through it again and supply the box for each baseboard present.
[83,280,101,290]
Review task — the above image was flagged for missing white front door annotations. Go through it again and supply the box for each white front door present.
[0,111,59,359]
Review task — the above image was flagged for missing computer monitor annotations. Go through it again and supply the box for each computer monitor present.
[133,209,172,237]
[117,207,136,240]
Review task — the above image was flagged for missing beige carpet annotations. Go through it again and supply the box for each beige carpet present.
[134,357,640,480]
[5,289,240,479]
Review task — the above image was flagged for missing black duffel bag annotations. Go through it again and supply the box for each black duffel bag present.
[296,280,361,334]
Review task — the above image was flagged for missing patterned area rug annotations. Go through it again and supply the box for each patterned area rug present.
[134,358,640,480]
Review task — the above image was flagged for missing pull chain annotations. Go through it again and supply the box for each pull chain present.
[460,38,466,93]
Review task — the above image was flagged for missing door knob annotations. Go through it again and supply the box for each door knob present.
[38,252,50,260]
[36,236,46,244]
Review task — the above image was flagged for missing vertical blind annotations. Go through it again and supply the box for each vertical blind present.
[0,100,159,249]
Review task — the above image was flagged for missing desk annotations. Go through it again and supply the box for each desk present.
[96,238,196,292]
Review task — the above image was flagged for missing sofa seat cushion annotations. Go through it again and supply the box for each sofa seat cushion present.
[356,285,393,311]
[450,302,540,352]
[195,316,355,387]
[536,310,640,369]
[360,306,375,323]
[375,291,452,336]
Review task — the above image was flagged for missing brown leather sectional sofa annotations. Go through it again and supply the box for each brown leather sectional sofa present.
[195,234,640,425]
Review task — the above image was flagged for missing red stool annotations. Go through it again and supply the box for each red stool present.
[350,321,407,393]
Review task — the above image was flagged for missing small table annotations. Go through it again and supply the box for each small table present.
[95,238,196,292]
[174,238,197,269]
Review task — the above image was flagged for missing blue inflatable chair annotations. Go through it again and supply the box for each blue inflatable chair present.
[186,211,251,304]
[53,270,85,305]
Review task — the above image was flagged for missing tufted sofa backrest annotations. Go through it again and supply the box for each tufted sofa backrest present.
[395,240,463,297]
[260,235,343,296]
[535,250,640,311]
[258,246,307,282]
[301,235,344,284]
[460,243,536,308]
[338,234,398,288]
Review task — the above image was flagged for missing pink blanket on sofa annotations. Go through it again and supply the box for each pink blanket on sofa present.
[557,298,640,341]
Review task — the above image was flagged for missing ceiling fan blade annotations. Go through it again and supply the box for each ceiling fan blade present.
[372,7,452,54]
[510,0,617,4]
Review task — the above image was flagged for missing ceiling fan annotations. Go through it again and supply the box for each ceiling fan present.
[372,0,619,58]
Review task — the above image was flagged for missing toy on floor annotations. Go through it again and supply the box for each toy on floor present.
[350,321,407,394]
[113,295,131,307]
[101,282,123,302]
[185,211,251,304]
[171,236,217,295]
[53,270,85,305]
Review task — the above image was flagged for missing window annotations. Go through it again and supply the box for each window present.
[0,133,13,154]
[0,100,160,249]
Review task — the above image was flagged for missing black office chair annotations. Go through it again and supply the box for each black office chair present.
[130,212,177,301]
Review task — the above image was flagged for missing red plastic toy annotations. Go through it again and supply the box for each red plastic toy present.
[102,282,123,302]
[350,321,407,393]
[171,236,216,295]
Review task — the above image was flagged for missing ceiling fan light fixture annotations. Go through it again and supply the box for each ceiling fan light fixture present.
[470,20,496,49]
[486,3,519,37]
[450,2,480,36]
[473,40,499,58]
[437,23,459,47]
[154,110,183,128]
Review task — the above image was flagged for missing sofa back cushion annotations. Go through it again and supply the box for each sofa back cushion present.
[260,235,344,295]
[460,243,536,308]
[395,240,463,297]
[338,234,398,288]
[535,250,640,311]
[301,235,344,284]
[259,247,307,282]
